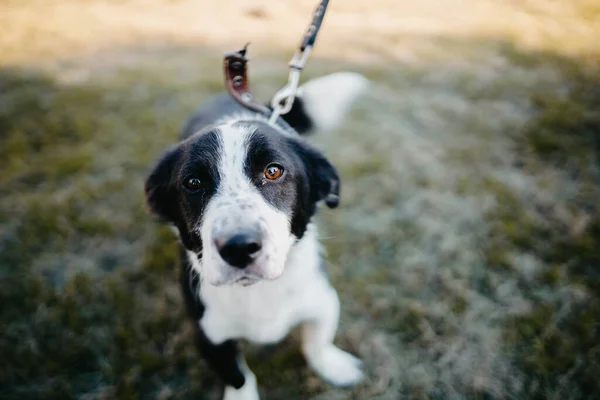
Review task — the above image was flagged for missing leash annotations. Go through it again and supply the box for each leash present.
[223,0,330,126]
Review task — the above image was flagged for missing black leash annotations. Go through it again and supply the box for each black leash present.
[299,0,329,52]
[223,0,330,125]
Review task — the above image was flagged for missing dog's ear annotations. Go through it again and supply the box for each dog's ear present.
[145,145,182,222]
[294,140,341,209]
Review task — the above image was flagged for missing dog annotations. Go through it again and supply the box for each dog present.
[145,71,368,400]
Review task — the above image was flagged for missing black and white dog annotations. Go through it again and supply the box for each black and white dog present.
[145,72,368,400]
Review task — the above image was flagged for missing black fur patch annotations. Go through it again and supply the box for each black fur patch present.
[279,97,313,134]
[145,129,222,253]
[179,248,246,389]
[241,121,340,239]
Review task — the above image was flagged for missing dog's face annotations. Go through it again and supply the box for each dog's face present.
[146,120,339,286]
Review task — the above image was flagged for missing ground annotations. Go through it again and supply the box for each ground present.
[0,0,599,399]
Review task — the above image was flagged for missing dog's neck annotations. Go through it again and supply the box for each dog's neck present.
[282,222,321,276]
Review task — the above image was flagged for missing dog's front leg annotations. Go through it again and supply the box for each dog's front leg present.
[301,285,364,387]
[194,327,259,400]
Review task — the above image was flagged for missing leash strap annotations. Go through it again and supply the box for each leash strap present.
[269,0,329,124]
[299,0,329,51]
[223,44,271,116]
[223,0,330,125]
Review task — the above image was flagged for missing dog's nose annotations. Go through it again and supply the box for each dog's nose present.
[215,233,262,268]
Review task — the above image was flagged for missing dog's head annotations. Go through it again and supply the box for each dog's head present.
[146,121,339,285]
[145,72,367,286]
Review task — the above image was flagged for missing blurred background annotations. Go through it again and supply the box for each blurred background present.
[1,0,599,399]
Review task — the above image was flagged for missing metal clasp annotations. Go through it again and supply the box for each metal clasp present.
[268,46,313,125]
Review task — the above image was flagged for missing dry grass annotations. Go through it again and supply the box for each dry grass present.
[1,0,599,399]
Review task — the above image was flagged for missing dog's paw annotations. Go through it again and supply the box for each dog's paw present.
[307,345,364,387]
[223,371,259,400]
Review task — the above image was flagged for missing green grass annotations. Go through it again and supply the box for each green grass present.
[0,69,210,399]
[483,65,600,399]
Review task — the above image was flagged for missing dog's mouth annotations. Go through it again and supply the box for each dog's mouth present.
[232,276,260,287]
[217,261,284,286]
[214,245,286,285]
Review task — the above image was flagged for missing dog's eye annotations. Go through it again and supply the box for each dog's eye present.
[183,177,202,192]
[264,164,283,180]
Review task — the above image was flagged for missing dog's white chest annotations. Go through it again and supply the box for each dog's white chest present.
[200,279,305,344]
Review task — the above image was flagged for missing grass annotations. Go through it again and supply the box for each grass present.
[1,0,600,399]
[0,69,204,399]
[494,66,600,399]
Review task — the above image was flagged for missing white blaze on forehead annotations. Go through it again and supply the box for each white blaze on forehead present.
[217,122,254,193]
[197,122,295,286]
